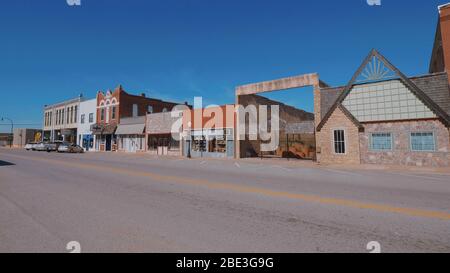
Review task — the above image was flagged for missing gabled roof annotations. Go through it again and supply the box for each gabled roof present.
[411,72,450,116]
[317,50,450,131]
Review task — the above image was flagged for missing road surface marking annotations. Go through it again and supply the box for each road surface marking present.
[386,172,449,182]
[4,153,450,221]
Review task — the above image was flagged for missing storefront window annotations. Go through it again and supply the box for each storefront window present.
[192,136,206,152]
[207,135,226,153]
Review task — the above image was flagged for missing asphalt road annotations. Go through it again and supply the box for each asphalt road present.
[0,148,449,253]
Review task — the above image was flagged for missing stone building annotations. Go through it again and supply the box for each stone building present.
[316,50,450,167]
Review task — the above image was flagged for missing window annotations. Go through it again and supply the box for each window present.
[62,109,65,125]
[100,109,105,121]
[148,105,153,114]
[112,106,116,119]
[74,106,78,123]
[169,138,180,151]
[68,107,71,124]
[333,130,346,154]
[132,104,138,117]
[371,133,392,151]
[89,113,94,123]
[81,114,85,124]
[411,132,435,151]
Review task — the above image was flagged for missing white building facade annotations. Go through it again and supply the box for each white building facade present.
[43,96,84,143]
[77,98,97,151]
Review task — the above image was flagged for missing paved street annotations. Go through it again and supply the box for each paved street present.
[0,148,449,253]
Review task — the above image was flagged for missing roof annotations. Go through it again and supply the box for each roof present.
[44,96,85,110]
[116,124,145,135]
[320,86,343,118]
[317,50,450,131]
[320,73,450,118]
[439,3,450,11]
[410,72,450,116]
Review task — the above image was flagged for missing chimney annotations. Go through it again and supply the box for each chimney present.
[141,93,146,97]
[439,4,450,83]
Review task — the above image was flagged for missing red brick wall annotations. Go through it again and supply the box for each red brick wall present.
[96,86,180,126]
[119,92,178,120]
[96,89,120,125]
[441,5,450,83]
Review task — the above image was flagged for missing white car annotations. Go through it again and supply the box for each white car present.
[24,142,37,151]
[58,143,84,153]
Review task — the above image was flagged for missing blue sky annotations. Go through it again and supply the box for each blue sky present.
[0,0,446,132]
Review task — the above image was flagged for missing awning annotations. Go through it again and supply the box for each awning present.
[91,124,117,135]
[115,124,145,135]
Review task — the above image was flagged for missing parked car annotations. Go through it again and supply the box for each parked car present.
[45,142,59,152]
[58,143,84,153]
[24,142,38,151]
[34,142,58,152]
[33,142,47,151]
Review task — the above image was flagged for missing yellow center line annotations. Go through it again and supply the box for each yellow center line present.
[4,152,450,221]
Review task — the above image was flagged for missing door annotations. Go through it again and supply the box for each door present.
[105,135,112,151]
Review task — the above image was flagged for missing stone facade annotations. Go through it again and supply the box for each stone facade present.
[360,119,450,167]
[316,107,361,165]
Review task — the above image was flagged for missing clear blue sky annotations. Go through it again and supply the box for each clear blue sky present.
[0,0,447,132]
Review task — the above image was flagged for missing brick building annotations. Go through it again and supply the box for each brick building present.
[430,3,450,83]
[316,49,450,167]
[91,85,181,151]
[182,105,236,158]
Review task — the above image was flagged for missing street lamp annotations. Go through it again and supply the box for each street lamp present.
[187,122,192,159]
[1,117,13,148]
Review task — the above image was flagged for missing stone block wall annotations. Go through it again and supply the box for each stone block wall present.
[360,119,449,167]
[316,107,361,165]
